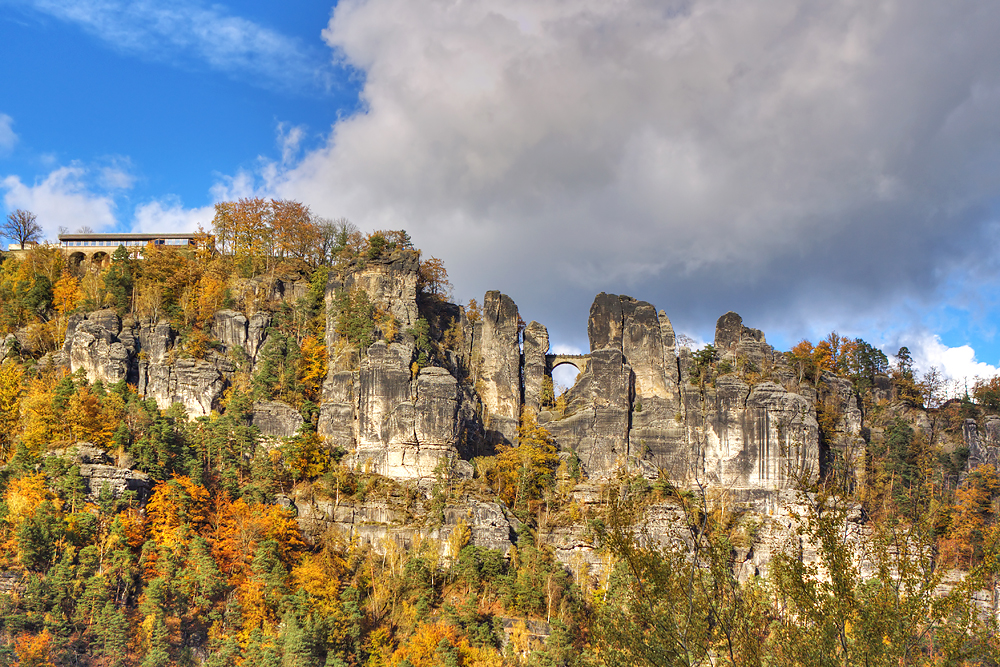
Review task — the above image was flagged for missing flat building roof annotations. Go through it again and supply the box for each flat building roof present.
[58,233,197,242]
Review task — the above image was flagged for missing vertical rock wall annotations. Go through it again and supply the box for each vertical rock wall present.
[473,291,522,446]
[522,321,549,415]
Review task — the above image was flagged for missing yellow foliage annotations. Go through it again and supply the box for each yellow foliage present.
[447,518,471,559]
[298,335,327,401]
[282,431,330,481]
[19,385,58,453]
[52,271,81,316]
[0,361,24,460]
[5,473,59,530]
[292,551,351,645]
[388,622,467,667]
[66,386,116,447]
[491,413,559,508]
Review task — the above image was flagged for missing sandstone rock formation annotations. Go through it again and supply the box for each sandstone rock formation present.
[49,443,152,502]
[965,415,1000,470]
[65,311,235,418]
[472,291,522,446]
[318,250,470,480]
[252,400,305,439]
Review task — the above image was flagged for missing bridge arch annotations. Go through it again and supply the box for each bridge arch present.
[546,354,590,375]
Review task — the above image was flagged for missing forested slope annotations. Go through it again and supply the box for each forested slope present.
[0,199,997,665]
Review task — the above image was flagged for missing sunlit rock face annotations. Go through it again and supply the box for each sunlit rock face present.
[62,256,824,492]
[546,296,820,492]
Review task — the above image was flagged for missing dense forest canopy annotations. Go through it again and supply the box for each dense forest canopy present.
[0,199,997,665]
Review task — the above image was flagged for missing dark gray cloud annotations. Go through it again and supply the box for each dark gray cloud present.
[265,0,1000,355]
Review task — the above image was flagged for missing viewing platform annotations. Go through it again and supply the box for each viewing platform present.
[56,233,200,268]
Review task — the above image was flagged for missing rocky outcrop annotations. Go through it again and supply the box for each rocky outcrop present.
[212,310,248,353]
[350,344,466,479]
[540,295,820,493]
[65,313,232,418]
[325,251,421,347]
[0,334,17,361]
[252,401,304,439]
[473,291,522,446]
[965,416,1000,471]
[522,322,549,415]
[49,443,152,502]
[295,496,516,556]
[66,310,130,384]
[211,309,271,360]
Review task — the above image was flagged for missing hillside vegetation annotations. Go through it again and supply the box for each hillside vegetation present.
[0,199,997,666]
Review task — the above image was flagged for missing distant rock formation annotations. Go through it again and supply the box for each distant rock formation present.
[61,252,851,497]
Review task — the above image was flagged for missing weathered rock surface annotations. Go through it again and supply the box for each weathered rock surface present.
[295,497,515,556]
[48,442,152,502]
[541,296,821,492]
[211,310,248,353]
[473,291,522,446]
[522,321,549,415]
[252,400,304,439]
[66,313,232,417]
[965,416,1000,470]
[349,345,464,479]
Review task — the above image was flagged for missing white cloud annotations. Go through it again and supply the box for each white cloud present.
[132,199,214,234]
[277,122,306,166]
[15,0,326,90]
[2,166,117,239]
[98,163,135,191]
[246,0,1000,345]
[0,114,17,154]
[908,334,999,385]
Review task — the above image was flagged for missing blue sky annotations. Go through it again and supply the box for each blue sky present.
[4,0,1000,389]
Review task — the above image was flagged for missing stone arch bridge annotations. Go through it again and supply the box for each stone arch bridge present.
[545,353,590,375]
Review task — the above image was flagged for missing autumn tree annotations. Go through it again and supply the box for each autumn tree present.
[212,197,330,275]
[2,208,43,249]
[0,361,24,460]
[417,256,452,299]
[789,340,816,384]
[271,198,321,265]
[490,413,559,512]
[212,197,274,277]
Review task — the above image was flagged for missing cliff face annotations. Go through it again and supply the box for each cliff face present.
[64,309,233,418]
[316,251,470,480]
[62,254,845,496]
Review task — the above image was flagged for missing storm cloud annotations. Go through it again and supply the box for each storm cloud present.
[259,0,1000,350]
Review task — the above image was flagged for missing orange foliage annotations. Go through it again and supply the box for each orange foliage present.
[5,473,58,531]
[15,630,56,667]
[210,496,304,584]
[146,476,210,548]
[418,256,452,298]
[940,465,1000,568]
[66,386,119,447]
